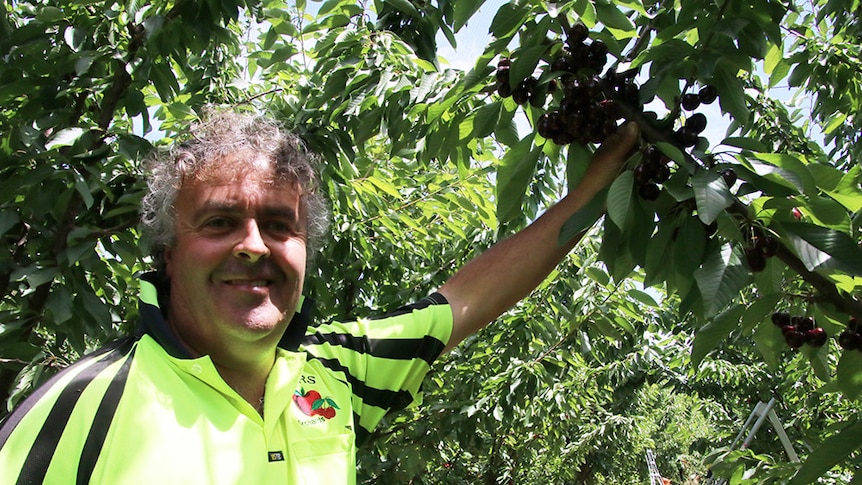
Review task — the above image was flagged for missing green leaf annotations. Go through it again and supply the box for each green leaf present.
[752,321,783,370]
[585,266,610,286]
[595,1,636,33]
[472,102,502,138]
[489,3,531,38]
[453,0,487,32]
[691,304,744,369]
[383,0,419,17]
[694,244,751,317]
[36,6,64,22]
[643,217,676,287]
[606,171,633,231]
[692,170,735,225]
[509,44,546,88]
[46,127,86,150]
[655,142,687,167]
[788,419,862,485]
[779,221,862,276]
[566,142,591,190]
[720,136,768,152]
[836,345,862,400]
[751,152,816,195]
[741,293,782,333]
[673,216,707,274]
[714,61,749,126]
[559,188,607,245]
[0,210,21,237]
[496,134,540,223]
[627,287,658,307]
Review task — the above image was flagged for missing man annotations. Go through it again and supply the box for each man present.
[0,110,638,483]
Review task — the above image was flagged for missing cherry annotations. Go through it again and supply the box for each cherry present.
[654,164,671,183]
[686,113,707,134]
[698,85,718,104]
[512,87,530,105]
[634,163,655,186]
[720,168,737,187]
[681,93,700,111]
[756,235,779,257]
[618,81,639,105]
[805,327,828,347]
[838,330,861,350]
[643,145,662,164]
[551,55,571,73]
[567,23,589,45]
[675,127,698,147]
[771,311,791,327]
[794,316,815,332]
[588,40,608,57]
[537,113,554,139]
[639,182,661,201]
[744,246,767,272]
[783,327,806,349]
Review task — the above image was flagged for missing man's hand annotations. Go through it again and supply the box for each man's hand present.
[575,121,640,200]
[439,122,640,352]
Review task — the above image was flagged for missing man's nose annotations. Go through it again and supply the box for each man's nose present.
[233,220,270,262]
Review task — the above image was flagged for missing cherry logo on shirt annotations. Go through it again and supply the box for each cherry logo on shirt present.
[292,388,339,420]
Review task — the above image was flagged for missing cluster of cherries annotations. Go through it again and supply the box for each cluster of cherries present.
[771,312,827,349]
[494,23,626,147]
[744,230,780,272]
[673,86,718,147]
[632,145,672,201]
[838,317,862,352]
[493,22,723,203]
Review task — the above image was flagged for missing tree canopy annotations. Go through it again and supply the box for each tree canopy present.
[1,0,861,483]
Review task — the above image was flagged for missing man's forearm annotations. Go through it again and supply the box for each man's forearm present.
[438,122,639,351]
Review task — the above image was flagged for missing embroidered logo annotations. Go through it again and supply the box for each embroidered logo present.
[268,451,285,462]
[292,388,339,420]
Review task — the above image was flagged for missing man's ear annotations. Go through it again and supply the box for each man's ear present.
[163,247,174,276]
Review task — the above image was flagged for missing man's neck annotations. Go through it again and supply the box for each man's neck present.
[213,356,274,413]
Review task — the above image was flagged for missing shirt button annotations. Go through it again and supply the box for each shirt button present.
[191,364,203,374]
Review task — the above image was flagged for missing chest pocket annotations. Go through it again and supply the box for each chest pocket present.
[289,433,356,485]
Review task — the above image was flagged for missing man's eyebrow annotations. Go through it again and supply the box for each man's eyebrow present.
[260,206,299,220]
[192,202,298,220]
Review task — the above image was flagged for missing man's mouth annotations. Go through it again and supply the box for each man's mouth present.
[224,279,271,287]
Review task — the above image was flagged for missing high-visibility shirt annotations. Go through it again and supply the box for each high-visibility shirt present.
[0,273,453,484]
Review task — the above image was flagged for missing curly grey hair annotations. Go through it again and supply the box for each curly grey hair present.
[140,110,330,270]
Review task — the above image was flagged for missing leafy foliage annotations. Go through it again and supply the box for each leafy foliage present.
[1,0,861,483]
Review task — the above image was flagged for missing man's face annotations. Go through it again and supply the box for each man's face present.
[163,154,307,360]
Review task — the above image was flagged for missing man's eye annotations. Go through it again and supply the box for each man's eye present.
[204,217,232,229]
[265,221,292,233]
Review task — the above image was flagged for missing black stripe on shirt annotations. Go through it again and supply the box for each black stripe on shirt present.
[308,355,414,414]
[76,345,138,485]
[305,331,444,366]
[0,337,133,450]
[13,337,135,485]
[367,292,448,321]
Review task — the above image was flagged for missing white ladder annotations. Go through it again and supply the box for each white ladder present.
[646,449,666,485]
[706,397,799,485]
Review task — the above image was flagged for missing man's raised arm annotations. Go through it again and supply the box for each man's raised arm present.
[438,122,639,352]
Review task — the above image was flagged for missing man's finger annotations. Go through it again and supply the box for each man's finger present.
[594,121,639,160]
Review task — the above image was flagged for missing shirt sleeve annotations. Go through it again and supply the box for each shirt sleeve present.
[299,293,453,442]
